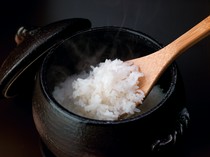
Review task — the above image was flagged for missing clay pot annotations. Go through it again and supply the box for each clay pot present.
[33,27,189,157]
[0,19,189,157]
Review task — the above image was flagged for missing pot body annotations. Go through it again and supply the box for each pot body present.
[32,27,189,157]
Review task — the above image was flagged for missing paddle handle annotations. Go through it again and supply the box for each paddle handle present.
[163,15,210,62]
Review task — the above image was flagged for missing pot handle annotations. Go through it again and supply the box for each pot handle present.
[0,18,91,98]
[151,107,190,152]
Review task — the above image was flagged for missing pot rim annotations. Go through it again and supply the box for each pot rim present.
[39,26,177,125]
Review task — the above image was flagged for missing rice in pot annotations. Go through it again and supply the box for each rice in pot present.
[53,59,161,120]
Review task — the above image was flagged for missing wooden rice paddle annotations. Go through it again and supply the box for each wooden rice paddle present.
[128,15,210,100]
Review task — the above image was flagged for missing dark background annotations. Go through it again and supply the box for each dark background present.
[0,0,210,157]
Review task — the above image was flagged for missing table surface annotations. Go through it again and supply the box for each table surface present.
[0,0,210,157]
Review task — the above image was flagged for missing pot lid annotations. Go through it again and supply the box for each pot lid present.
[0,18,91,98]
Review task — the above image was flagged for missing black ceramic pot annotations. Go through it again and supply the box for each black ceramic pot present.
[32,27,189,157]
[0,19,190,157]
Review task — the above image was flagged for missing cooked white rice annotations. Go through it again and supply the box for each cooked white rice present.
[53,59,146,120]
